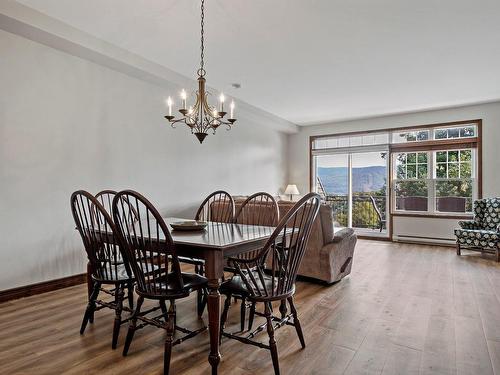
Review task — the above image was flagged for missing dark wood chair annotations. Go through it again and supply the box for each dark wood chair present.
[179,190,235,316]
[95,190,136,308]
[112,190,208,375]
[219,193,321,375]
[70,190,134,349]
[227,192,279,331]
[95,190,118,215]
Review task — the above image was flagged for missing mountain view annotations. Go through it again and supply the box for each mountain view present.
[318,166,387,194]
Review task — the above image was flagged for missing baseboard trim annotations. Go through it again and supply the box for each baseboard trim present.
[357,235,391,241]
[0,273,87,304]
[393,234,456,247]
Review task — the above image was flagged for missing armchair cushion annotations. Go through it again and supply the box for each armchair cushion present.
[454,228,499,249]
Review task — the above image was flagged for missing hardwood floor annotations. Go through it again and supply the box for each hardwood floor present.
[1,240,500,374]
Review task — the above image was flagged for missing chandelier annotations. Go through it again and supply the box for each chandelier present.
[164,0,236,144]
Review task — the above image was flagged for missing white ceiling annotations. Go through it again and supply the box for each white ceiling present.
[16,0,500,125]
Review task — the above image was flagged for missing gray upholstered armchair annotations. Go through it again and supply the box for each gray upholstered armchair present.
[232,197,357,284]
[454,198,500,262]
[276,200,357,284]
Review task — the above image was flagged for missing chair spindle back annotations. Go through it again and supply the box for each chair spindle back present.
[235,192,279,227]
[112,190,184,297]
[233,192,279,261]
[195,190,235,223]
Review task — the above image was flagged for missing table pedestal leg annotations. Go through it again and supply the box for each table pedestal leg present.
[205,251,223,375]
[207,279,221,374]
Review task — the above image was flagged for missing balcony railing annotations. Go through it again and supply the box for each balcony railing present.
[324,194,387,232]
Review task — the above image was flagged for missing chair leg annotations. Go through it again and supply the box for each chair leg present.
[497,247,500,263]
[80,281,100,334]
[198,288,208,317]
[265,302,280,375]
[159,300,176,328]
[220,293,232,344]
[164,300,176,375]
[279,300,287,319]
[123,295,144,356]
[248,302,256,331]
[456,242,461,256]
[288,297,305,349]
[89,281,100,324]
[127,282,134,310]
[159,299,168,321]
[240,297,247,332]
[112,284,125,349]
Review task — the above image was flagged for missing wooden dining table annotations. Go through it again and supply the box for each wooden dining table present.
[88,217,278,375]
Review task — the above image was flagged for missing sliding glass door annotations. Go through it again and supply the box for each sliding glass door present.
[313,145,389,237]
[315,153,349,228]
[351,151,388,234]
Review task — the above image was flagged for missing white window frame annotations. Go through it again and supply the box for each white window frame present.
[311,120,481,220]
[392,148,477,216]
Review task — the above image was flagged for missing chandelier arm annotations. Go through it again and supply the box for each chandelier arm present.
[167,117,188,128]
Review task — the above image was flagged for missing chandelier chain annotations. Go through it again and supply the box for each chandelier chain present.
[199,0,205,76]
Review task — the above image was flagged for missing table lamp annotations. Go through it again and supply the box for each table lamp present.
[284,184,300,201]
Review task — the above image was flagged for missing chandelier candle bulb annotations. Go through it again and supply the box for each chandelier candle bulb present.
[219,93,225,112]
[167,97,173,116]
[230,100,235,119]
[180,90,187,110]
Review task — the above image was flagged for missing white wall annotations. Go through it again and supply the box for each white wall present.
[288,102,500,242]
[0,30,290,290]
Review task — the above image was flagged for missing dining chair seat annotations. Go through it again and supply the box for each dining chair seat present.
[141,272,208,299]
[91,262,131,282]
[220,272,295,302]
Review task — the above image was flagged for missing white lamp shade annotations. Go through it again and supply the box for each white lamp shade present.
[284,184,300,195]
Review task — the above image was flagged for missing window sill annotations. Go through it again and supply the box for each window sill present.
[392,212,473,220]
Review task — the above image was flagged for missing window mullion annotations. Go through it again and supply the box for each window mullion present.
[429,151,435,213]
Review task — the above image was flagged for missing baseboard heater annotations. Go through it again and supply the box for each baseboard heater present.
[393,234,456,246]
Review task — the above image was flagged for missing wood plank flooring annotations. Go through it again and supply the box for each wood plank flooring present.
[1,240,500,374]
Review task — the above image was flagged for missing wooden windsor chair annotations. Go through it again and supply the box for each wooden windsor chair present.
[226,192,279,331]
[177,190,235,316]
[95,190,136,308]
[112,190,208,375]
[71,190,134,349]
[219,193,321,375]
